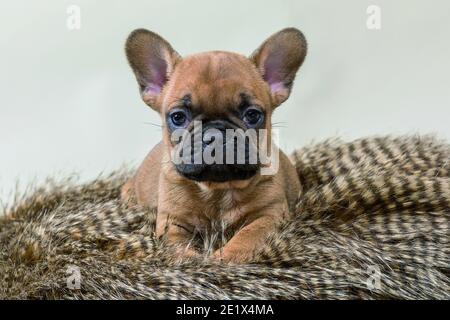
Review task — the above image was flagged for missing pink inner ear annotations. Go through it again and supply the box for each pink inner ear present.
[144,83,162,95]
[269,81,285,93]
[146,57,168,94]
[263,54,286,91]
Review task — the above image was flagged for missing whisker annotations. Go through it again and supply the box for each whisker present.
[143,121,164,128]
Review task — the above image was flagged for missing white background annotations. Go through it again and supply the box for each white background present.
[1,0,449,201]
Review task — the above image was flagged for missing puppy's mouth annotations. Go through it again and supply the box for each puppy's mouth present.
[175,163,258,182]
[171,119,263,182]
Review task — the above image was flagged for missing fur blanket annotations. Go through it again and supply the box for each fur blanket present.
[1,135,449,299]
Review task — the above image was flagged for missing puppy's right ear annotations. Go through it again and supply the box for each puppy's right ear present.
[250,28,307,108]
[125,29,181,110]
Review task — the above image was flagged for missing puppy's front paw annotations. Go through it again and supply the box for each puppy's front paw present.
[212,248,252,264]
[120,180,136,204]
[171,246,202,263]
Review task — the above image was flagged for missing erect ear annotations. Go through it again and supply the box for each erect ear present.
[125,29,181,110]
[250,28,307,107]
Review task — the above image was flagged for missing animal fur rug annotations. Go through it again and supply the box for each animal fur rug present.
[0,135,449,299]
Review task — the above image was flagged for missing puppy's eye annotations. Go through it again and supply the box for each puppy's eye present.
[242,107,264,127]
[169,110,188,127]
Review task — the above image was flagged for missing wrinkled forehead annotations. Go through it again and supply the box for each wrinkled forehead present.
[162,52,271,113]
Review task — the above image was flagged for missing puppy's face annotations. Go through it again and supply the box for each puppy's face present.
[126,28,307,185]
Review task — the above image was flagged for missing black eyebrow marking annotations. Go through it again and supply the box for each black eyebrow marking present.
[238,93,252,111]
[181,94,192,107]
[168,94,192,114]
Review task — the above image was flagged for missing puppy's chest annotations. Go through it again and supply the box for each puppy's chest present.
[196,190,247,228]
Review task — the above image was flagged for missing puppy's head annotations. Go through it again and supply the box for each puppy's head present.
[126,28,307,186]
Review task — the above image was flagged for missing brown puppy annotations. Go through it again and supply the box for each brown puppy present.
[122,28,307,263]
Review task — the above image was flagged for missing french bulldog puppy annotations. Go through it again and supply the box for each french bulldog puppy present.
[122,28,307,263]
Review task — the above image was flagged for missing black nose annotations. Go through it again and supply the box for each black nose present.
[202,121,227,147]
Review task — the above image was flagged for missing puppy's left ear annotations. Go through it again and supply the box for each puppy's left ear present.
[250,28,307,107]
[125,29,181,110]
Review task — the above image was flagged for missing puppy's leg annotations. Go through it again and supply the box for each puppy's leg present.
[121,178,136,204]
[213,212,283,263]
[156,213,200,260]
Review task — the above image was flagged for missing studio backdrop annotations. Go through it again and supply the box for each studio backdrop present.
[1,0,449,199]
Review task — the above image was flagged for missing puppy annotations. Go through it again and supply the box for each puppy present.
[122,28,307,263]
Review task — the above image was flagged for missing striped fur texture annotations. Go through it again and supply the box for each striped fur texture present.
[0,135,449,299]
